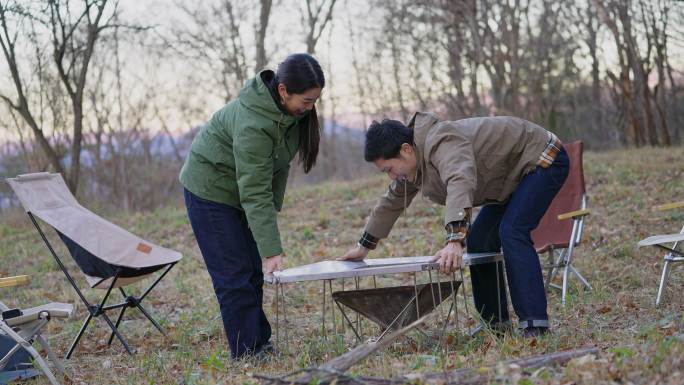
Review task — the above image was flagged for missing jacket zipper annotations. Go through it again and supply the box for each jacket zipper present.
[275,113,284,159]
[276,113,299,160]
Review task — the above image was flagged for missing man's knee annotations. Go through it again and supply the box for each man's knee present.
[499,221,533,250]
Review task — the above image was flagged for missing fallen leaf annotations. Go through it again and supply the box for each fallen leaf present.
[598,305,612,314]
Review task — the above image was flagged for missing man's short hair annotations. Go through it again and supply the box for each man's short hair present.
[364,119,414,162]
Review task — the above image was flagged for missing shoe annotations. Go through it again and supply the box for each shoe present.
[252,342,276,361]
[522,326,549,338]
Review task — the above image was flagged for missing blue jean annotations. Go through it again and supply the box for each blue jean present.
[467,147,569,328]
[184,188,271,358]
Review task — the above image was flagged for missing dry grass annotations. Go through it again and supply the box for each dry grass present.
[1,146,684,384]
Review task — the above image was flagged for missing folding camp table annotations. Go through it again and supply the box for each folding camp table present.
[266,252,504,348]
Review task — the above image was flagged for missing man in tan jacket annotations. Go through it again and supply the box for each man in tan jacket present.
[340,112,569,337]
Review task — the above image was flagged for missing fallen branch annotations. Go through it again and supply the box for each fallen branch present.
[400,346,599,384]
[318,313,436,373]
[256,310,439,384]
[256,345,599,385]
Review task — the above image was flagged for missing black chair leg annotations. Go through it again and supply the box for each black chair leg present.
[101,312,134,355]
[107,306,128,346]
[136,302,167,337]
[66,313,93,359]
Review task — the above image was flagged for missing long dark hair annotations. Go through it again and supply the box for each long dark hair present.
[274,53,325,173]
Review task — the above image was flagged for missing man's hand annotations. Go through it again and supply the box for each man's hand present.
[431,241,464,273]
[264,254,284,274]
[337,245,369,262]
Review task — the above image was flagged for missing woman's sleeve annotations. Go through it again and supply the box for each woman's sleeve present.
[272,165,290,212]
[234,125,282,258]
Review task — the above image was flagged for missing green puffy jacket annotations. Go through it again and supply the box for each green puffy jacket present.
[179,70,303,258]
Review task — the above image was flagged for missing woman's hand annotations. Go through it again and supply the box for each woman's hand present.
[264,254,284,274]
[431,241,464,273]
[337,245,369,262]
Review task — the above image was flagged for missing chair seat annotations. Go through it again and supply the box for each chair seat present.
[638,233,684,247]
[4,303,73,327]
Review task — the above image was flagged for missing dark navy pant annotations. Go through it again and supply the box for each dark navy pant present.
[468,147,569,329]
[184,188,271,358]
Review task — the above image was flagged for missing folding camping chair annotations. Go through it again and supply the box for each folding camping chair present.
[637,200,684,306]
[1,275,73,385]
[531,141,592,306]
[7,172,182,358]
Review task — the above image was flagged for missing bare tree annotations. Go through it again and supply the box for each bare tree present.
[0,2,64,181]
[172,0,249,103]
[641,0,672,145]
[303,0,337,54]
[572,0,604,141]
[594,0,651,146]
[386,3,409,121]
[0,0,122,193]
[344,0,370,126]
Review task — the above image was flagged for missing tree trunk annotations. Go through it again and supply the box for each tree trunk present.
[114,24,130,211]
[19,104,66,175]
[67,103,84,193]
[584,1,603,140]
[593,0,645,146]
[304,0,337,55]
[255,0,272,73]
[649,1,671,146]
[390,27,409,121]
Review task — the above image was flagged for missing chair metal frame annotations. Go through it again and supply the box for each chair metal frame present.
[1,275,70,385]
[639,201,684,306]
[27,212,176,358]
[541,194,593,306]
[655,226,684,306]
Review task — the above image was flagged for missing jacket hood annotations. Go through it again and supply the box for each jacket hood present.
[238,70,296,125]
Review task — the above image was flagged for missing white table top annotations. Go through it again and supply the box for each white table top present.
[265,252,503,284]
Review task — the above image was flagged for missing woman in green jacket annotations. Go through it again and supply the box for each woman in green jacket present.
[179,53,324,359]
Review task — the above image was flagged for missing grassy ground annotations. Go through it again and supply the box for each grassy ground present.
[1,146,684,384]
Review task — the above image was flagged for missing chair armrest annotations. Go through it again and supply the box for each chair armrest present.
[655,201,684,211]
[557,209,591,221]
[0,275,30,288]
